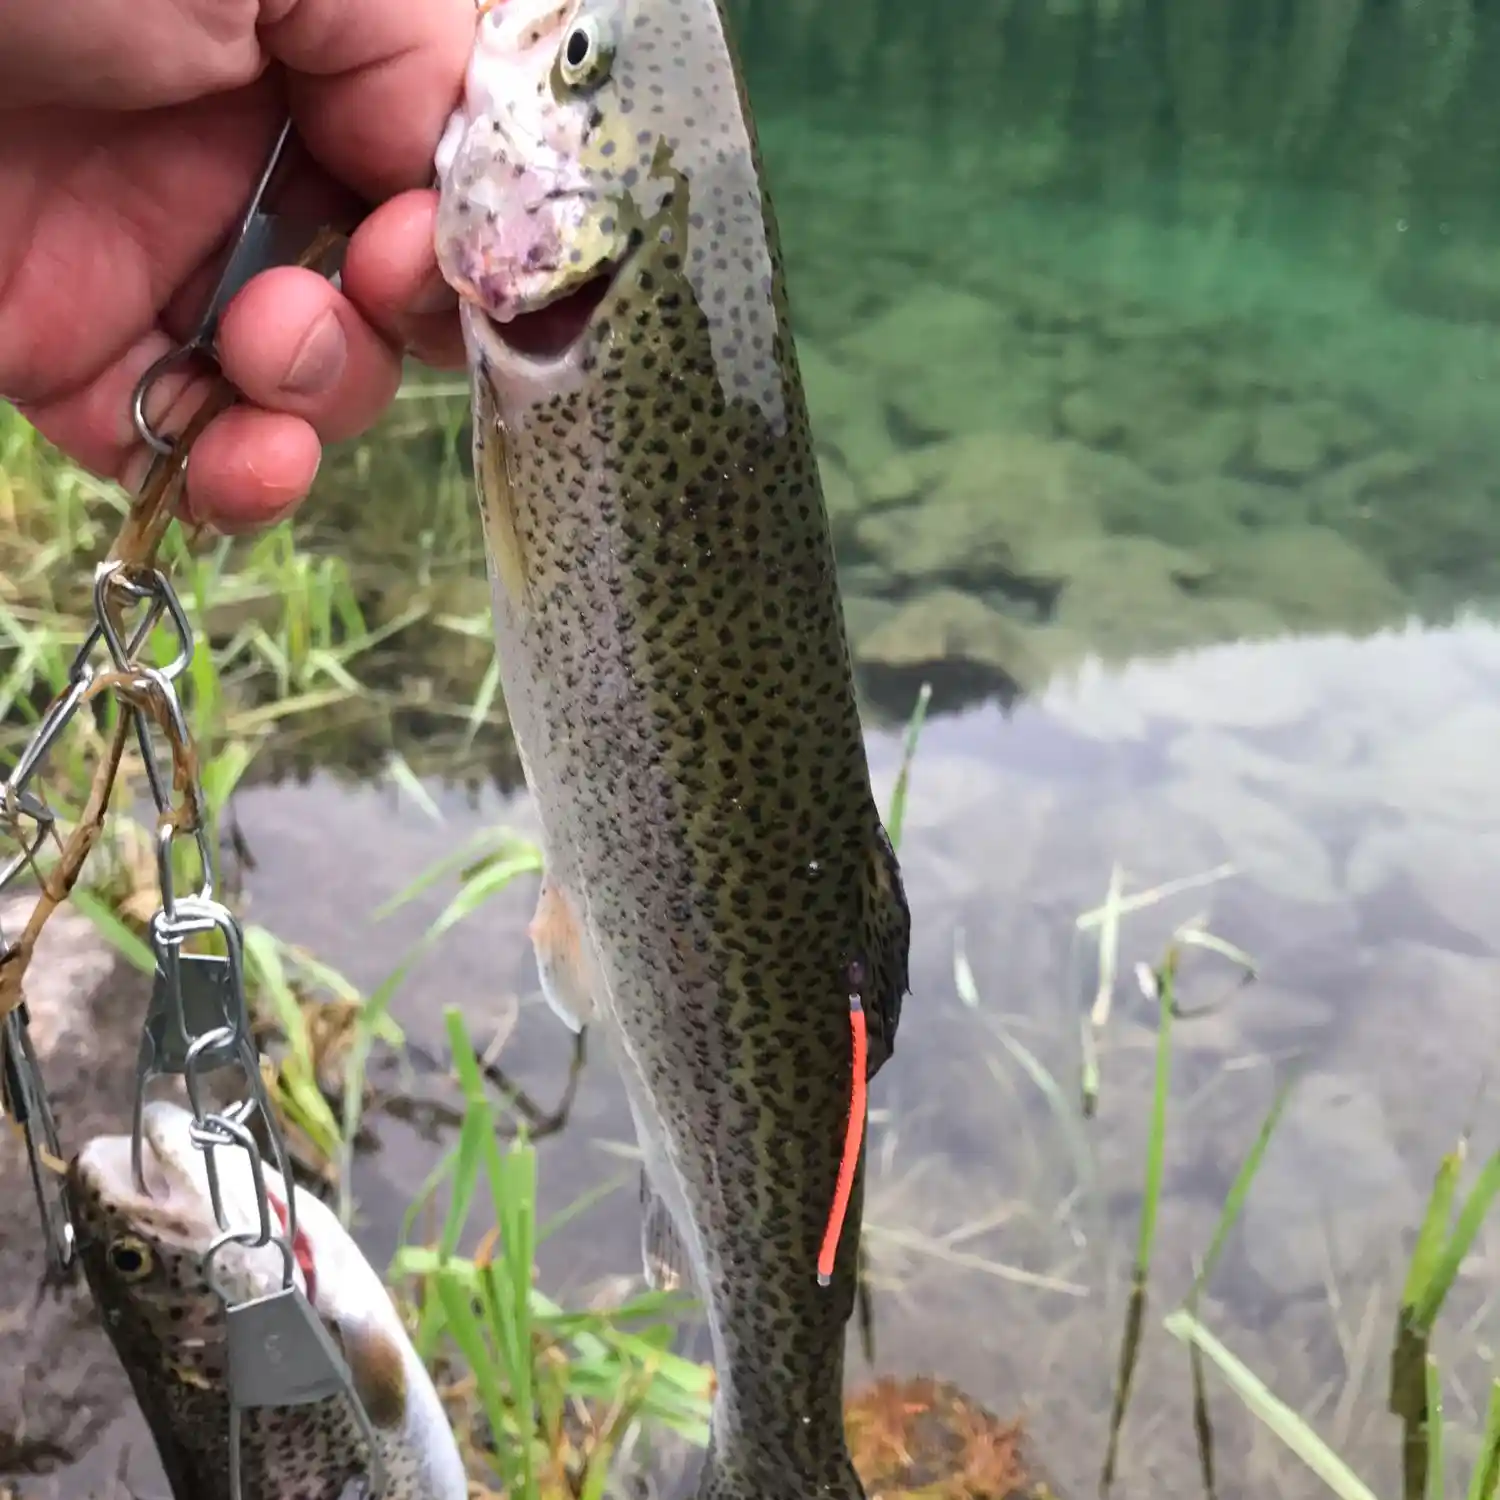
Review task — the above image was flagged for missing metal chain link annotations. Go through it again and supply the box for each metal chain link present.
[0,121,386,1498]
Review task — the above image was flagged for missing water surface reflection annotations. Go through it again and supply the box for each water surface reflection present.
[234,618,1500,1499]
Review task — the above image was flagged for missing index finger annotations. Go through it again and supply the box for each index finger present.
[263,0,478,201]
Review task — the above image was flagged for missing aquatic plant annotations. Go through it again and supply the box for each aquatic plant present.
[1072,863,1500,1500]
[390,1010,713,1500]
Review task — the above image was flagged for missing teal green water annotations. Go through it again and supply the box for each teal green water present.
[726,0,1500,722]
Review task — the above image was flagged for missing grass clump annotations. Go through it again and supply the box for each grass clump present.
[392,1010,713,1500]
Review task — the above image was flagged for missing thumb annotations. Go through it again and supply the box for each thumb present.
[260,0,477,202]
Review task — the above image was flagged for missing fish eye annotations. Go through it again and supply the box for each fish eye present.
[558,14,613,89]
[107,1235,154,1281]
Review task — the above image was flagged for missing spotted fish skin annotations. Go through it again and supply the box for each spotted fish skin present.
[66,1102,469,1500]
[434,3,911,1497]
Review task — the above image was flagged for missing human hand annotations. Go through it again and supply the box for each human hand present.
[0,0,478,534]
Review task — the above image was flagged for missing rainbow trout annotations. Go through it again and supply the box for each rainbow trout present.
[432,2,911,1497]
[67,1101,469,1500]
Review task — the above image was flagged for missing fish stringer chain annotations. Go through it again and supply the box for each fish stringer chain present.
[0,121,385,1498]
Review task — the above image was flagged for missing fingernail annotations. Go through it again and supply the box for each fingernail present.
[410,270,459,317]
[280,310,347,397]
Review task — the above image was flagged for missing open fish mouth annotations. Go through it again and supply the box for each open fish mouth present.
[483,253,630,361]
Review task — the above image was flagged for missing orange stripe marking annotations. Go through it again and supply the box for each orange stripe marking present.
[817,995,867,1287]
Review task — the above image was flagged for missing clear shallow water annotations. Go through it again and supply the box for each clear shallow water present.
[16,2,1500,1496]
[238,620,1500,1500]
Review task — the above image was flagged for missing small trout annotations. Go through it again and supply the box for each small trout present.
[433,4,912,1498]
[67,1101,469,1500]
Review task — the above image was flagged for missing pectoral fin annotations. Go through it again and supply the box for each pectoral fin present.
[528,877,595,1034]
[639,1169,692,1294]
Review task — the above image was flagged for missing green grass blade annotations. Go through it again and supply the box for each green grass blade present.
[242,925,312,1060]
[383,751,444,823]
[336,951,425,1223]
[1425,1355,1444,1500]
[373,827,541,922]
[199,739,256,816]
[71,889,154,973]
[437,1009,495,1259]
[884,681,931,851]
[1405,1139,1464,1311]
[1136,957,1175,1275]
[579,1445,614,1500]
[1164,1310,1379,1500]
[426,850,544,943]
[1188,1075,1296,1307]
[1413,1150,1500,1331]
[394,1143,461,1264]
[286,947,402,1046]
[433,1274,521,1495]
[1468,1377,1500,1500]
[536,1169,632,1245]
[462,656,501,752]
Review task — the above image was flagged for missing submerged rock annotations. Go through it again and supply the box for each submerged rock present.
[1347,941,1500,1143]
[836,287,1051,440]
[1381,239,1500,325]
[1201,525,1406,634]
[1243,403,1335,484]
[851,432,1104,591]
[1146,409,1254,483]
[842,591,902,653]
[819,451,864,532]
[1165,777,1340,907]
[1239,1071,1419,1299]
[1346,824,1500,948]
[800,340,906,488]
[855,589,1057,710]
[1056,377,1251,484]
[1043,534,1294,660]
[863,452,927,510]
[1363,702,1500,830]
[1054,389,1127,451]
[1044,534,1213,616]
[839,288,1010,372]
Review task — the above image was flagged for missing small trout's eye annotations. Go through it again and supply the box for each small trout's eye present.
[107,1235,154,1281]
[558,14,613,90]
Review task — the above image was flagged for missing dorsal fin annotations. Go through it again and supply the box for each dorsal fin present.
[861,821,911,1079]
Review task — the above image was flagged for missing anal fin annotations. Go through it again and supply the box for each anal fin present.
[528,877,595,1034]
[639,1168,693,1294]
